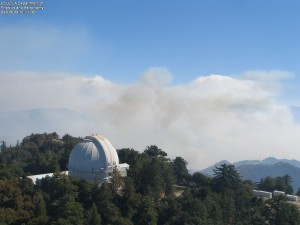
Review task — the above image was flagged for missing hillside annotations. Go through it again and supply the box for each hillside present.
[198,160,231,176]
[238,162,300,192]
[1,132,300,224]
[200,157,300,191]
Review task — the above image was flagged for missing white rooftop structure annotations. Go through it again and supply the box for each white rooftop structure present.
[253,190,272,199]
[68,134,129,183]
[27,134,129,184]
[27,171,69,185]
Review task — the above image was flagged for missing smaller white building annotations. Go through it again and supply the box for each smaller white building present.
[253,189,299,202]
[286,194,298,202]
[27,171,69,185]
[273,190,285,196]
[253,190,272,199]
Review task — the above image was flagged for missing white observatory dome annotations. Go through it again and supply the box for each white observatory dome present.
[68,134,123,183]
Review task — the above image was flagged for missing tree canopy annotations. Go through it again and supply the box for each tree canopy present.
[0,133,299,225]
[256,175,294,194]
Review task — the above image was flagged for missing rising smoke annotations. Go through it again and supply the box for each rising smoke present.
[0,69,299,169]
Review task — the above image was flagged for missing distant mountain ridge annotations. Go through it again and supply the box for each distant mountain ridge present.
[238,162,300,192]
[199,157,300,192]
[233,157,300,168]
[200,157,300,175]
[199,160,231,176]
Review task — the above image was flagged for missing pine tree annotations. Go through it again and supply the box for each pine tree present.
[212,164,241,192]
[89,203,102,225]
[134,196,157,225]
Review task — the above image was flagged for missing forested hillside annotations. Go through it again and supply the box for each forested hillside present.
[0,133,300,225]
[201,158,300,192]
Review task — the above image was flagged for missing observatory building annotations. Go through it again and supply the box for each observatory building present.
[27,134,129,184]
[68,134,129,183]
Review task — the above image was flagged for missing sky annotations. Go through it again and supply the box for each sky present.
[1,0,300,169]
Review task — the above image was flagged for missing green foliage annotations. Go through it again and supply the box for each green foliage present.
[133,196,157,225]
[257,175,294,194]
[1,132,300,225]
[0,132,80,179]
[157,195,183,225]
[191,172,212,187]
[212,163,241,192]
[172,157,189,186]
[0,178,39,225]
[144,145,167,158]
[88,203,102,225]
[0,141,7,152]
[121,145,176,199]
[265,195,300,225]
[117,148,139,165]
[108,167,125,198]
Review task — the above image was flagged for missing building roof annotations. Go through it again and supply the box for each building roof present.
[68,134,119,173]
[27,134,129,184]
[27,171,68,184]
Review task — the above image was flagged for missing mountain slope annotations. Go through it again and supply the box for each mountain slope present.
[199,160,231,176]
[199,157,300,192]
[233,157,300,168]
[238,162,300,192]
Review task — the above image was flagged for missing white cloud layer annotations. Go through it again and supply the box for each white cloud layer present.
[0,69,299,169]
